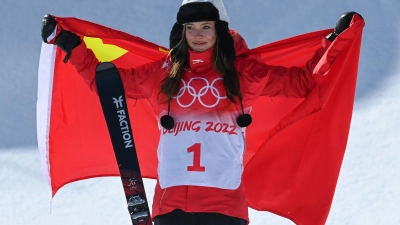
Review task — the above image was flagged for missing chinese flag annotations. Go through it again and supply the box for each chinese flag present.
[37,15,364,225]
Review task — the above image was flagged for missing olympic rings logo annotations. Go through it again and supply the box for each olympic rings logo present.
[174,77,227,108]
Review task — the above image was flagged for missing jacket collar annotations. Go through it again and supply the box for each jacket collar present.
[187,47,214,73]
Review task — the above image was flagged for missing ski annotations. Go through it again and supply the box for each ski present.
[95,62,151,225]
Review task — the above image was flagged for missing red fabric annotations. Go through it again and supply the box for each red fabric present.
[38,15,364,225]
[243,16,365,225]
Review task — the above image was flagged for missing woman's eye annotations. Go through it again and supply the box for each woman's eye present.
[203,26,210,29]
[186,26,193,30]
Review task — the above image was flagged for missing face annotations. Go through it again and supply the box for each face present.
[185,21,217,52]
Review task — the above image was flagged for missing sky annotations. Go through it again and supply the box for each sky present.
[1,0,400,224]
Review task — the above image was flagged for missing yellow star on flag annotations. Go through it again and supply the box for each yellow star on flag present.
[83,37,128,62]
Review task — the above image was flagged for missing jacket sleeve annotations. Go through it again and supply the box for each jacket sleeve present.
[246,38,331,98]
[68,41,155,99]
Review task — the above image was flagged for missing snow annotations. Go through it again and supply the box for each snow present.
[1,0,400,224]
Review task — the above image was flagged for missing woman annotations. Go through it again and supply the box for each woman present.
[41,1,359,224]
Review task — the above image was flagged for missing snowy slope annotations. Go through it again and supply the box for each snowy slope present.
[0,0,400,224]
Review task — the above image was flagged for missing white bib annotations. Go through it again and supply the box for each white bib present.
[157,112,245,190]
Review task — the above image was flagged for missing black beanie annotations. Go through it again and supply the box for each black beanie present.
[176,2,220,25]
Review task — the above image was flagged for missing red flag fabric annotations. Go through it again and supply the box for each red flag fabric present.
[37,15,364,225]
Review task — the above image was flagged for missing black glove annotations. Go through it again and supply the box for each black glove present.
[41,14,81,62]
[326,11,363,42]
[54,30,81,62]
[41,14,57,43]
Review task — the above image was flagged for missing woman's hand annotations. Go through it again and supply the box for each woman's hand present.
[326,11,363,41]
[41,14,81,62]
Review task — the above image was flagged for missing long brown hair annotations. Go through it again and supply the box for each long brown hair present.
[160,21,241,104]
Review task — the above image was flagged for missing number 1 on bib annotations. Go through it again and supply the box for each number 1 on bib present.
[187,143,206,172]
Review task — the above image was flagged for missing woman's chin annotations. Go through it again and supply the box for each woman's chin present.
[190,45,210,52]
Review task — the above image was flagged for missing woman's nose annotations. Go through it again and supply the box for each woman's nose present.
[194,30,203,37]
